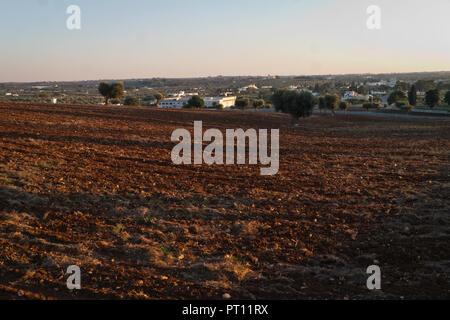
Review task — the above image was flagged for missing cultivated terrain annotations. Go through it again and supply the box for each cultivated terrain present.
[0,101,449,299]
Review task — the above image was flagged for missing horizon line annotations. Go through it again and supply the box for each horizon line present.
[2,70,450,84]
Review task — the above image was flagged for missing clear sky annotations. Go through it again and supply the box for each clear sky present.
[0,0,449,82]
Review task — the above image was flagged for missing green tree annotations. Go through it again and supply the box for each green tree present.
[318,97,326,114]
[185,95,205,109]
[270,90,316,124]
[235,98,250,109]
[38,92,51,102]
[124,96,140,106]
[324,94,339,114]
[98,82,125,105]
[154,93,165,107]
[271,91,285,112]
[425,89,441,108]
[98,82,111,105]
[213,102,224,110]
[415,80,436,92]
[339,101,348,112]
[288,91,316,123]
[110,82,125,102]
[388,90,407,106]
[408,85,417,106]
[395,81,410,92]
[252,99,265,109]
[357,86,367,95]
[444,91,450,105]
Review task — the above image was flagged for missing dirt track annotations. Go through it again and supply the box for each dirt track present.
[0,101,449,299]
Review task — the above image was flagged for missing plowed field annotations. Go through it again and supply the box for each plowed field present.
[0,101,449,299]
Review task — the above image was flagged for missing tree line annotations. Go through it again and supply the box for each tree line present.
[97,82,450,122]
[388,85,447,110]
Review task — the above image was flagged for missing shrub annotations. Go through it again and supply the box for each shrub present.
[185,95,205,109]
[213,102,224,110]
[38,92,51,101]
[324,95,339,114]
[252,99,265,109]
[399,104,414,113]
[235,98,250,109]
[124,96,140,106]
[363,103,379,110]
[339,101,348,112]
[388,90,407,106]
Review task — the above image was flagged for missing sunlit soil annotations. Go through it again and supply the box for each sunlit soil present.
[0,101,449,299]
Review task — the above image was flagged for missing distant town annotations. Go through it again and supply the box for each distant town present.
[1,71,450,112]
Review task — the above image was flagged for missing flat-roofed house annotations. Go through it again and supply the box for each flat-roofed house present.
[159,95,237,109]
[203,96,237,109]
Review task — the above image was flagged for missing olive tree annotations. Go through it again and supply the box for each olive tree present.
[98,82,125,105]
[271,89,316,125]
[425,89,441,109]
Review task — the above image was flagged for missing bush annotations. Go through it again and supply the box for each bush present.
[39,92,51,101]
[185,95,205,109]
[324,95,339,112]
[399,105,414,113]
[252,99,265,109]
[213,102,224,110]
[339,101,348,111]
[388,90,407,106]
[235,98,250,109]
[363,103,379,111]
[124,96,140,106]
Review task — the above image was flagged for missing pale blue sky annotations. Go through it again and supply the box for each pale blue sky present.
[0,0,449,82]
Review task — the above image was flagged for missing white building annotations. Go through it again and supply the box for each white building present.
[366,80,397,88]
[159,96,190,109]
[203,96,237,109]
[238,84,258,92]
[343,91,372,102]
[291,88,319,96]
[159,95,237,109]
[370,90,387,95]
